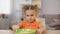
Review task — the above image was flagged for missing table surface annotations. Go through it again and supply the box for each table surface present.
[0,30,60,34]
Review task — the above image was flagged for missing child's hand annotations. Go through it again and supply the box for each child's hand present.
[36,29,46,34]
[12,25,20,31]
[36,29,42,34]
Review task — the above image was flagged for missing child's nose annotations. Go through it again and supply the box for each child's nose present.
[29,16,32,19]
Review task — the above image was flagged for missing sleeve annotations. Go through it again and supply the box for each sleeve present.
[17,21,23,28]
[37,22,41,29]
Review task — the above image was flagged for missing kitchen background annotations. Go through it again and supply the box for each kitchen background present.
[0,0,60,30]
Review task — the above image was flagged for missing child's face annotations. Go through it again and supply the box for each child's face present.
[25,10,36,23]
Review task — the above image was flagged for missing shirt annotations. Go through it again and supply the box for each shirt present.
[19,20,41,30]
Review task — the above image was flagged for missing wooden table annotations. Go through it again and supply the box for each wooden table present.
[0,30,60,34]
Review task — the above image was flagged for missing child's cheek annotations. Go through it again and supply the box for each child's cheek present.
[25,16,29,20]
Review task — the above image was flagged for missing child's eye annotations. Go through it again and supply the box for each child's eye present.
[31,15,33,16]
[26,15,29,16]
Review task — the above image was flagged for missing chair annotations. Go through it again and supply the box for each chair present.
[36,18,46,27]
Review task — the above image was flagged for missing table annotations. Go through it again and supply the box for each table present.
[0,30,60,34]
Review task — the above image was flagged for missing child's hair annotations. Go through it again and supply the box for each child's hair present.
[22,5,39,15]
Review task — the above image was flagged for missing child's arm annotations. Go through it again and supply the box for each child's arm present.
[12,22,22,31]
[40,24,46,31]
[37,24,46,34]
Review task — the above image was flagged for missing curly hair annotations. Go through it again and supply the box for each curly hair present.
[22,5,39,15]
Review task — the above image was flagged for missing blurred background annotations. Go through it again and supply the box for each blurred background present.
[0,0,60,30]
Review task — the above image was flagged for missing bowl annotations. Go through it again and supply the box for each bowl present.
[15,29,36,34]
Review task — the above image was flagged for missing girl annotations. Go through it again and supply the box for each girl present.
[12,5,45,34]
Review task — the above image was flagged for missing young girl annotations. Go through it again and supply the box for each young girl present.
[12,5,45,34]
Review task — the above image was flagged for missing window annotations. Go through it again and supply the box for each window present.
[0,0,11,14]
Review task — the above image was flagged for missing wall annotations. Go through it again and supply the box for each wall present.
[42,0,60,15]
